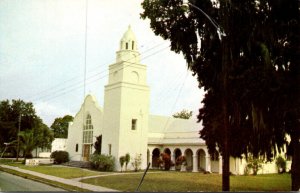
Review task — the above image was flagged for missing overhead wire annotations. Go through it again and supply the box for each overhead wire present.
[27,41,169,102]
[158,70,190,144]
[33,44,171,103]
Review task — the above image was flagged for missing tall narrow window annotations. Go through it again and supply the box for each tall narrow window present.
[108,144,112,155]
[131,119,137,130]
[126,42,128,49]
[75,144,78,152]
[132,41,135,50]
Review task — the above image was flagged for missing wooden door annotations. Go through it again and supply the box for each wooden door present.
[83,144,90,161]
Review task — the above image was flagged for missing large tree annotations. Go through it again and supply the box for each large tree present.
[0,99,53,158]
[50,115,73,138]
[141,0,299,190]
[33,118,54,152]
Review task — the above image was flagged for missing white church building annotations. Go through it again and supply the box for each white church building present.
[66,26,289,174]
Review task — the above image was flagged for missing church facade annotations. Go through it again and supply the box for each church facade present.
[66,26,289,174]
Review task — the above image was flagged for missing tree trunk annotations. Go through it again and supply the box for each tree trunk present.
[221,0,230,190]
[291,135,300,191]
[222,100,230,191]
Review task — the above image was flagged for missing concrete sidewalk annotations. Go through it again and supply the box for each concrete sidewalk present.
[0,164,118,192]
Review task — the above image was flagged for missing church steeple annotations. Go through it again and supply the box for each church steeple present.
[103,25,150,171]
[120,25,138,51]
[116,25,140,63]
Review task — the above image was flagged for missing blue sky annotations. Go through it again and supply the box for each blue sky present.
[0,0,204,126]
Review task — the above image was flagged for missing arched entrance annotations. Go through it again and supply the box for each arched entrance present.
[185,149,193,171]
[164,148,171,156]
[174,148,182,160]
[174,148,182,170]
[152,148,160,168]
[197,149,206,172]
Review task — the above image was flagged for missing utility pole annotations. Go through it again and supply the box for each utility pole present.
[221,0,230,191]
[16,114,21,161]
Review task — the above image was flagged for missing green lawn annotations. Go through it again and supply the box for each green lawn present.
[0,160,291,192]
[81,171,291,192]
[18,165,102,179]
[1,162,104,179]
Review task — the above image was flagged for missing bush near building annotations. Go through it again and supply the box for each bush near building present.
[50,151,69,164]
[90,154,115,172]
[275,156,287,173]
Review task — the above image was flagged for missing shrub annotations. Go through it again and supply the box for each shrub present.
[125,153,130,171]
[246,156,263,175]
[90,154,115,172]
[50,151,69,164]
[175,155,186,166]
[275,156,286,173]
[119,156,125,172]
[24,152,33,159]
[160,153,171,170]
[131,154,142,172]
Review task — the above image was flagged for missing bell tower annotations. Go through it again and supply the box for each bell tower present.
[102,26,150,171]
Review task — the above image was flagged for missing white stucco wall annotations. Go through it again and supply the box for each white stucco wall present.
[51,138,67,152]
[66,95,103,161]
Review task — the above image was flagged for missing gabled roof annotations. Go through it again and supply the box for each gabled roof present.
[148,114,205,145]
[71,94,103,124]
[148,114,201,133]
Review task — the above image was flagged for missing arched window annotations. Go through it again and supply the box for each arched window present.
[83,114,93,144]
[126,42,128,50]
[132,41,135,50]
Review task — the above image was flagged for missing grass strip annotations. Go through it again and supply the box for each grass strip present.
[3,162,104,179]
[81,171,291,192]
[0,166,91,192]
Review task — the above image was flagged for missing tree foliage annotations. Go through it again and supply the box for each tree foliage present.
[50,115,73,138]
[131,154,142,172]
[125,153,130,171]
[0,99,36,147]
[19,130,36,159]
[0,99,53,157]
[172,109,193,119]
[159,152,172,170]
[93,135,102,155]
[245,155,263,175]
[119,156,126,172]
[275,155,287,174]
[141,0,299,190]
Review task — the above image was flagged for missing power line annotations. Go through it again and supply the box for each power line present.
[158,70,189,144]
[28,41,169,102]
[34,44,171,103]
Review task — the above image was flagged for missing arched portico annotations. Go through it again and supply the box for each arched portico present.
[184,148,193,171]
[164,148,171,156]
[152,148,160,168]
[174,148,182,170]
[174,148,182,160]
[197,149,206,171]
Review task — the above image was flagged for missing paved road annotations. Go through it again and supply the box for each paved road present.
[0,171,65,191]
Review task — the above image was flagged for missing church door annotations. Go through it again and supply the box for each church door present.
[83,144,90,161]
